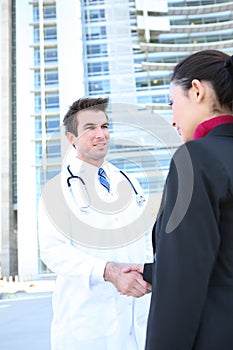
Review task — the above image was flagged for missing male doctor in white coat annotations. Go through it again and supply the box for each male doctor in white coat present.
[38,97,153,350]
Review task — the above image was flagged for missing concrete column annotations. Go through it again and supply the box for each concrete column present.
[1,0,18,277]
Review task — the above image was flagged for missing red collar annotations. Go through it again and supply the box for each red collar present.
[192,115,233,140]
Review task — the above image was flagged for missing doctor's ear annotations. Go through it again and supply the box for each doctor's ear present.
[66,132,77,148]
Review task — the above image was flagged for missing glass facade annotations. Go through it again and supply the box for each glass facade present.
[80,0,174,207]
[137,0,233,114]
[31,1,61,194]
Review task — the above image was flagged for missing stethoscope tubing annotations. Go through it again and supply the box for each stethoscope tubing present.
[67,165,85,187]
[66,165,145,210]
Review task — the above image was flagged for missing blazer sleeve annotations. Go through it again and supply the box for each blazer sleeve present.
[145,142,225,350]
[143,263,154,284]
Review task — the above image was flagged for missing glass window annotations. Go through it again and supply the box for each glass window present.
[36,142,43,162]
[34,71,41,89]
[34,70,59,89]
[152,94,168,104]
[36,140,61,162]
[33,27,40,43]
[44,26,57,41]
[35,116,60,138]
[44,48,58,63]
[35,118,42,138]
[45,166,60,181]
[45,93,59,110]
[136,77,149,89]
[46,117,60,134]
[84,0,105,4]
[34,94,41,113]
[87,44,107,57]
[86,26,106,40]
[46,140,61,159]
[137,96,152,104]
[33,5,39,21]
[85,9,105,22]
[45,70,59,86]
[43,5,56,19]
[88,62,109,75]
[88,80,110,93]
[37,166,60,189]
[34,48,40,65]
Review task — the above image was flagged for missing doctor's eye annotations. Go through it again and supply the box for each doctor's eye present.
[84,125,95,131]
[168,101,173,106]
[102,124,109,129]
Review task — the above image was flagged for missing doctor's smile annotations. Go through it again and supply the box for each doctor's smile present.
[93,142,108,148]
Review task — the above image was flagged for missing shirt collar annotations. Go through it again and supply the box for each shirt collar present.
[192,115,233,140]
[64,153,109,177]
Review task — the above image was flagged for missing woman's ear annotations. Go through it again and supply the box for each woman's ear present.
[66,132,77,148]
[191,79,204,102]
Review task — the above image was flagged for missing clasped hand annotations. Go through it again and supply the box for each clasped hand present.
[104,262,152,298]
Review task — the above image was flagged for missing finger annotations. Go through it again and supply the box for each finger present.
[126,275,149,296]
[135,264,144,274]
[116,275,142,296]
[121,263,142,273]
[116,271,149,296]
[137,278,152,291]
[134,275,153,294]
[128,283,149,298]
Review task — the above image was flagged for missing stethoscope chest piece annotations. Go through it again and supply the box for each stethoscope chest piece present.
[136,194,146,207]
[119,170,145,207]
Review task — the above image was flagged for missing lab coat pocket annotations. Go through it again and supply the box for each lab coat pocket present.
[69,283,118,340]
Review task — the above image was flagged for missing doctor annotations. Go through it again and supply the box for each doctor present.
[38,97,153,350]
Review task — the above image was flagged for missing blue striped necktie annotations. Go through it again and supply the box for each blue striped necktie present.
[98,168,110,192]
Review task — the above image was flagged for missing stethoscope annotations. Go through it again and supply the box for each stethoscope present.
[66,165,146,212]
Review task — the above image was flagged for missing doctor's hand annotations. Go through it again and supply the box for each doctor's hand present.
[104,262,152,298]
[121,263,144,274]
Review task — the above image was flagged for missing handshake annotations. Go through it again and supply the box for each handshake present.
[104,262,152,298]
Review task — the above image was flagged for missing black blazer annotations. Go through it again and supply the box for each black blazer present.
[144,123,233,350]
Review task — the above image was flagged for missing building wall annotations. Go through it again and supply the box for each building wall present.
[82,0,137,104]
[16,0,85,277]
[56,0,84,115]
[16,0,38,278]
[1,0,18,278]
[136,0,233,113]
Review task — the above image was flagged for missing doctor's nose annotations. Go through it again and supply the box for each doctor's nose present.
[94,127,106,138]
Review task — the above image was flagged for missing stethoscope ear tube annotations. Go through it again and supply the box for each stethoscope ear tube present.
[66,165,90,212]
[67,165,85,187]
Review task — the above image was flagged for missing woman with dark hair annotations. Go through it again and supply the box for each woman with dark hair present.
[143,50,233,350]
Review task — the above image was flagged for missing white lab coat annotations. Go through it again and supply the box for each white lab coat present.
[38,157,154,350]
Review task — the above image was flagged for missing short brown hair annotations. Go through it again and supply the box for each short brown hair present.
[63,97,109,136]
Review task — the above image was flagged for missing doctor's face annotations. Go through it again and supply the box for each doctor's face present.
[71,110,110,167]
